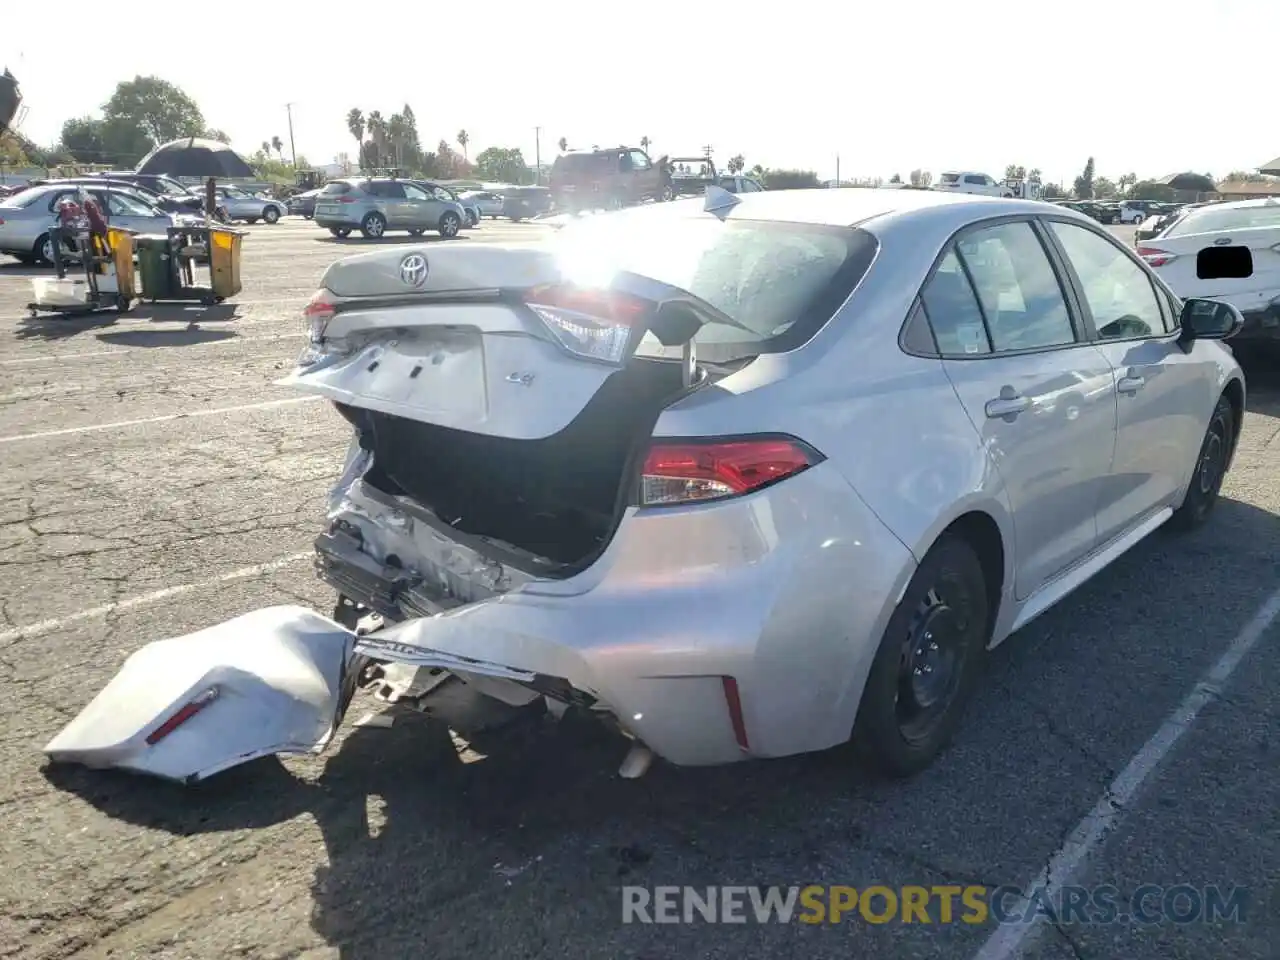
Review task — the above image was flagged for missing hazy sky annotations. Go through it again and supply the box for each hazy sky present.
[4,0,1277,184]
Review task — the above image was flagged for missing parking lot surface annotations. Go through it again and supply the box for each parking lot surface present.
[0,219,1275,960]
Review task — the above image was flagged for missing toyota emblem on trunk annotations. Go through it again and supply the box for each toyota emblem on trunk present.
[399,253,428,287]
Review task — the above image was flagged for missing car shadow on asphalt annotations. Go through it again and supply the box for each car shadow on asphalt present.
[95,327,239,348]
[37,491,1280,960]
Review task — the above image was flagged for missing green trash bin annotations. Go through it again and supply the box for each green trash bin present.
[135,235,174,300]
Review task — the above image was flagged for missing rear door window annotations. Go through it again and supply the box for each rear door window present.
[920,250,992,355]
[955,221,1077,352]
[320,182,352,197]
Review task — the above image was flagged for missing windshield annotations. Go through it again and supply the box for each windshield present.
[153,177,190,194]
[1163,203,1280,238]
[544,212,878,360]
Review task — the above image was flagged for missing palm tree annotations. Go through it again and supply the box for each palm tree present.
[270,135,283,161]
[260,140,270,157]
[346,108,365,170]
[728,154,744,174]
[640,136,650,153]
[457,129,469,160]
[388,113,408,168]
[557,136,568,153]
[366,111,386,168]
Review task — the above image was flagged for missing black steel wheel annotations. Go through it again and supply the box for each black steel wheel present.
[1169,394,1234,532]
[852,535,990,777]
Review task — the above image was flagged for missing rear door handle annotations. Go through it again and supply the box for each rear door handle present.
[985,394,1031,419]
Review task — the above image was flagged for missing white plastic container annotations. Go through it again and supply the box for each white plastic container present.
[31,277,89,306]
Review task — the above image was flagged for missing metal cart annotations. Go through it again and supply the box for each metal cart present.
[26,225,135,318]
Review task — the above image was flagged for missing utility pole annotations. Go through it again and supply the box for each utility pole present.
[534,126,542,184]
[285,103,297,168]
[835,154,840,188]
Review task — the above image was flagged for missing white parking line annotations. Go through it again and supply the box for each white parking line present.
[0,551,312,646]
[0,333,301,366]
[971,582,1280,960]
[0,395,322,445]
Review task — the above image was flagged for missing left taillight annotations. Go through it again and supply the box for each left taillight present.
[146,687,219,745]
[522,283,651,364]
[1137,246,1177,268]
[639,436,823,507]
[297,288,341,367]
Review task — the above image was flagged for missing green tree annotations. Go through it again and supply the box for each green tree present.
[1029,168,1042,180]
[103,76,205,148]
[1073,156,1095,199]
[366,111,386,167]
[640,135,650,154]
[1118,172,1137,192]
[271,135,284,161]
[474,146,532,184]
[59,117,106,163]
[761,169,821,190]
[728,154,745,174]
[557,136,568,153]
[203,128,230,143]
[456,129,469,160]
[1126,180,1175,201]
[261,140,271,156]
[909,168,932,187]
[1093,176,1118,199]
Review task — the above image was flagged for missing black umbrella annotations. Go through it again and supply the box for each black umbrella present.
[1157,172,1217,194]
[136,137,255,179]
[0,68,21,136]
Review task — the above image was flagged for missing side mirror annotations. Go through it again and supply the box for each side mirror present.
[1178,298,1244,342]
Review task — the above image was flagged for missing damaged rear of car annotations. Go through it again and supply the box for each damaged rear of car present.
[46,193,918,783]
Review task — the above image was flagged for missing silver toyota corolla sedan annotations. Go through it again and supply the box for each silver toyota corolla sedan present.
[44,187,1247,785]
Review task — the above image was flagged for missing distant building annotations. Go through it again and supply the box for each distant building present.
[1259,154,1280,177]
[1214,179,1280,201]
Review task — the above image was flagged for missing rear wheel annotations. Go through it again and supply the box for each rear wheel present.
[852,535,990,777]
[438,212,461,238]
[466,208,478,227]
[262,206,280,224]
[360,212,387,239]
[329,227,352,238]
[1168,394,1233,532]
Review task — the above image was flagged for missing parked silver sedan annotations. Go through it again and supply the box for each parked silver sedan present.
[43,188,1248,785]
[459,189,504,219]
[212,185,287,224]
[0,183,186,264]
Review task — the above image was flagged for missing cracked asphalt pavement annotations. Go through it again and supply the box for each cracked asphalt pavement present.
[0,220,1275,960]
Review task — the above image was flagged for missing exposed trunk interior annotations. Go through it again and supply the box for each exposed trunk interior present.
[356,357,690,568]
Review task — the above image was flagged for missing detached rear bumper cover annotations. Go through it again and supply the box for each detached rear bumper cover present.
[43,606,356,784]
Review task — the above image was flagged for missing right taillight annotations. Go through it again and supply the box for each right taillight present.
[297,288,342,367]
[523,283,651,364]
[1137,246,1177,268]
[639,436,823,506]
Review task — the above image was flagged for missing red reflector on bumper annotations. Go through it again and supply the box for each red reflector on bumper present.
[146,687,220,745]
[721,676,750,751]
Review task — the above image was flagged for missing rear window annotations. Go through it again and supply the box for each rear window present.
[1163,203,1280,238]
[320,182,353,196]
[554,153,609,172]
[0,187,45,208]
[545,213,878,361]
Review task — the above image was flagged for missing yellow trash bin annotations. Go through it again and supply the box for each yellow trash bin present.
[208,228,243,300]
[107,228,136,303]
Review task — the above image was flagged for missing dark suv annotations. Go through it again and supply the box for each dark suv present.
[548,146,672,212]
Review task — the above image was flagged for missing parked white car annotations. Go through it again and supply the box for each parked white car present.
[935,172,1009,197]
[1137,197,1280,346]
[1117,201,1149,224]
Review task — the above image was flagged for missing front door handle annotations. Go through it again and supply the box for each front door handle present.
[985,389,1031,420]
[1116,367,1146,395]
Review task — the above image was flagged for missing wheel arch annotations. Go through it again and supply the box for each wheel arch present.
[1222,376,1245,469]
[930,509,1007,641]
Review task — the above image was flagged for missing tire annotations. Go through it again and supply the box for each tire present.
[246,218,259,224]
[407,228,425,236]
[360,212,387,239]
[33,233,72,267]
[263,206,280,224]
[466,209,478,227]
[851,535,990,778]
[1168,394,1234,532]
[438,212,461,238]
[329,227,352,238]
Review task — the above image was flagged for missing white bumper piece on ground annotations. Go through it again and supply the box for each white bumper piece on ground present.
[43,606,358,784]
